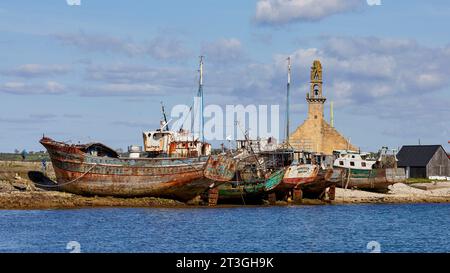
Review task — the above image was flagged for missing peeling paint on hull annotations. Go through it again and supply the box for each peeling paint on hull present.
[40,137,215,202]
[336,168,406,192]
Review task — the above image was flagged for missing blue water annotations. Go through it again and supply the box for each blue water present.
[0,204,449,253]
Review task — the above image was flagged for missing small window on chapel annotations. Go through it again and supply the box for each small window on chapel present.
[313,84,320,96]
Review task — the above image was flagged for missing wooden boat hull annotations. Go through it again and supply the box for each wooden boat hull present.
[301,168,342,199]
[279,164,318,191]
[210,169,285,204]
[216,182,266,203]
[204,154,237,182]
[40,137,213,201]
[337,168,406,193]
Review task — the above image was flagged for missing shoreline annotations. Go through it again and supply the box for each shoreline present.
[1,161,450,209]
[1,188,449,210]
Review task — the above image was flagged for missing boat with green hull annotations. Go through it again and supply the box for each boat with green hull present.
[334,149,406,193]
[213,168,285,204]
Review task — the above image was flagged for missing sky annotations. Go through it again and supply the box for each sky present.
[0,0,449,152]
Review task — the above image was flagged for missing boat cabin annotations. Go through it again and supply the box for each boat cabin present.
[142,128,210,158]
[236,137,278,153]
[333,150,376,170]
[80,143,119,158]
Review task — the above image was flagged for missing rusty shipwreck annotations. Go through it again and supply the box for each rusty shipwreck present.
[39,57,219,202]
[39,126,215,201]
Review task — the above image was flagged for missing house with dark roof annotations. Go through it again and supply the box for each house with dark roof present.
[397,145,450,179]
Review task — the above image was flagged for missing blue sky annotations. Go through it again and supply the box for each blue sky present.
[0,0,449,152]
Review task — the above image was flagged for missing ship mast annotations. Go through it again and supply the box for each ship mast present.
[330,101,334,127]
[286,57,291,145]
[160,101,169,131]
[198,56,205,142]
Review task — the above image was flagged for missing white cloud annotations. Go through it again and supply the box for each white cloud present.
[255,0,363,25]
[2,64,70,78]
[0,81,66,95]
[201,38,244,64]
[86,64,192,87]
[46,81,66,93]
[146,35,191,61]
[53,31,190,61]
[80,83,164,97]
[54,31,138,54]
[279,36,450,105]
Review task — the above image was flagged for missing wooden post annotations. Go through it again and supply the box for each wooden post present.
[328,185,336,201]
[208,188,219,206]
[293,188,303,204]
[268,193,277,205]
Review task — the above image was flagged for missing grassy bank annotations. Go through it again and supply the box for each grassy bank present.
[405,178,433,184]
[0,152,50,162]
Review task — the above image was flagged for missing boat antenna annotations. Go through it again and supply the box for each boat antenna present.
[285,56,291,146]
[197,56,205,143]
[160,101,169,131]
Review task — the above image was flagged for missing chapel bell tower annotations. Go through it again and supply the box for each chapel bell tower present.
[306,60,326,120]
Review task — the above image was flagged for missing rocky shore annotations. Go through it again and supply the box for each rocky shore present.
[1,161,450,209]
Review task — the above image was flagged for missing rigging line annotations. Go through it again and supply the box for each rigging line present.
[32,164,98,188]
[235,120,266,176]
[179,103,194,131]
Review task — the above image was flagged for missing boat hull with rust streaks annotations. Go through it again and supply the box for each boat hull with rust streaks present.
[40,137,214,202]
[301,168,342,198]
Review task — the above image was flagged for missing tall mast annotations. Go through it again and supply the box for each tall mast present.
[330,101,334,127]
[286,57,291,145]
[198,56,205,142]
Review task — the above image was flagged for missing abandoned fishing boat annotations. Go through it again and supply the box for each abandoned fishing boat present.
[39,129,214,201]
[299,167,342,200]
[39,57,219,202]
[208,168,285,205]
[202,150,285,205]
[333,149,406,193]
[274,151,341,202]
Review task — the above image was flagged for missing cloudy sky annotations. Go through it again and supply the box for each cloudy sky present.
[0,0,449,152]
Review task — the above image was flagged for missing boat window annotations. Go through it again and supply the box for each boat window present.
[362,162,367,167]
[350,162,355,167]
[339,161,344,165]
[153,133,165,140]
[352,155,355,158]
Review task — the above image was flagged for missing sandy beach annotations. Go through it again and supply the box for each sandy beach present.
[333,183,450,204]
[1,161,450,209]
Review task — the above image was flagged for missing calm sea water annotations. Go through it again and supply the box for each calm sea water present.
[0,204,449,253]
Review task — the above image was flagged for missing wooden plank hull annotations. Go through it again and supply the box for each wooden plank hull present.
[216,182,265,203]
[212,169,285,204]
[40,137,214,202]
[337,168,406,193]
[279,164,318,192]
[300,168,340,199]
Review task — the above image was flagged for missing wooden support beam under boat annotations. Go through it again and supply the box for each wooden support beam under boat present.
[293,188,303,204]
[328,185,336,201]
[268,193,277,205]
[208,188,219,206]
